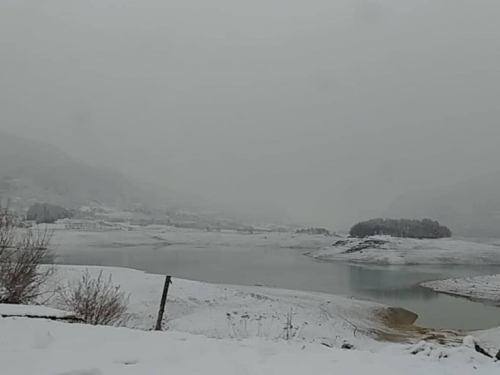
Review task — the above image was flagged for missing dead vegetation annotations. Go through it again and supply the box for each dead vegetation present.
[58,270,130,326]
[280,309,298,340]
[0,204,55,304]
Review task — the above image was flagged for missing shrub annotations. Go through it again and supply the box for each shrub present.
[59,270,130,326]
[349,218,452,239]
[280,309,298,341]
[0,205,54,304]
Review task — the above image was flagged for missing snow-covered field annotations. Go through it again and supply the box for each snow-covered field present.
[2,317,499,375]
[2,256,499,374]
[421,274,500,306]
[50,225,334,253]
[308,236,500,265]
[44,265,415,348]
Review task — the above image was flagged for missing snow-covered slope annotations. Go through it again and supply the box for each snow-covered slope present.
[307,236,500,265]
[421,274,500,305]
[474,327,500,350]
[46,265,416,348]
[1,317,498,375]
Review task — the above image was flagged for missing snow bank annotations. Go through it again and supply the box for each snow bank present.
[1,318,498,375]
[45,265,416,348]
[421,274,500,305]
[0,304,76,319]
[474,327,500,349]
[308,236,500,265]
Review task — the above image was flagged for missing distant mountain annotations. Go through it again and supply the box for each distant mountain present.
[0,131,163,211]
[385,173,500,238]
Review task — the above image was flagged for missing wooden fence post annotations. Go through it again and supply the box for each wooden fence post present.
[155,275,172,331]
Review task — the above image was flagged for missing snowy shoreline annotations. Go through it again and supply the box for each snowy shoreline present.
[42,265,418,348]
[3,264,500,373]
[49,226,500,331]
[307,236,500,265]
[421,274,500,306]
[51,224,500,266]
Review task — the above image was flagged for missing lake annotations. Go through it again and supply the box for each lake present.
[55,237,500,330]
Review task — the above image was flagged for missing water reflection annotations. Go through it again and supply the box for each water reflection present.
[359,284,439,301]
[56,244,500,329]
[347,265,439,301]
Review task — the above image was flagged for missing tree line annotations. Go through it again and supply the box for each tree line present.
[349,218,452,239]
[26,203,73,224]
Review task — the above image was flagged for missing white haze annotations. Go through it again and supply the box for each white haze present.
[1,0,500,229]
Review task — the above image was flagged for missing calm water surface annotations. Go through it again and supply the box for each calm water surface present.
[57,243,500,330]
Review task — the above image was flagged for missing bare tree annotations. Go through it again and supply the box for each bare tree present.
[59,270,130,326]
[0,204,54,304]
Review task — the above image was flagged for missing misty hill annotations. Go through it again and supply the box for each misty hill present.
[385,174,500,238]
[0,131,163,211]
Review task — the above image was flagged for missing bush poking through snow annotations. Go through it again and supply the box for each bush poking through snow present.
[59,270,130,326]
[0,205,54,304]
[280,309,298,341]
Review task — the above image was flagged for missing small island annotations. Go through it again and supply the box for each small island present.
[307,218,500,265]
[349,218,452,239]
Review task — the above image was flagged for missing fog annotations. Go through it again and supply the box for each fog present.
[1,0,500,229]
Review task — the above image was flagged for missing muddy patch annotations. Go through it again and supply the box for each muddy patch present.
[372,307,468,345]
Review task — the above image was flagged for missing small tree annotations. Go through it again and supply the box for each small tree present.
[0,204,54,304]
[59,270,130,326]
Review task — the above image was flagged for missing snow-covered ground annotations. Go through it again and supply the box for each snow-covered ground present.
[44,265,416,348]
[420,272,500,349]
[2,262,500,373]
[2,317,499,375]
[475,327,500,349]
[0,304,76,319]
[51,224,500,266]
[48,226,500,330]
[421,274,500,306]
[307,236,500,265]
[50,224,334,253]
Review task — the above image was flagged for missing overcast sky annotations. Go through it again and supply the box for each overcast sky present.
[1,0,500,228]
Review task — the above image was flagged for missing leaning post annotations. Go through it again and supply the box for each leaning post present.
[155,275,172,331]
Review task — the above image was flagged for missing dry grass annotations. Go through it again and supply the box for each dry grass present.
[0,204,54,304]
[280,309,297,341]
[59,270,130,326]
